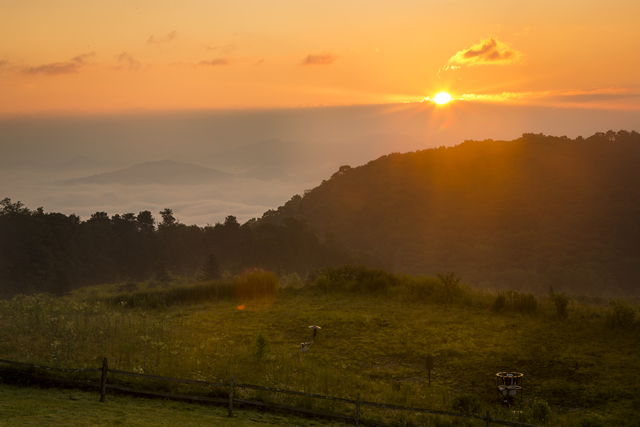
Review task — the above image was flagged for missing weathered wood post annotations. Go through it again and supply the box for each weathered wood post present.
[354,393,361,426]
[100,357,108,402]
[228,375,235,417]
[485,409,491,427]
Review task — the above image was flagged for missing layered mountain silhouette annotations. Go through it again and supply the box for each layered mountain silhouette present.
[67,160,233,185]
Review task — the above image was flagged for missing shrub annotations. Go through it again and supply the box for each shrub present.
[310,265,398,294]
[451,393,482,414]
[492,291,539,314]
[606,298,636,328]
[435,272,465,303]
[549,288,570,318]
[578,413,605,427]
[531,398,552,424]
[253,332,269,360]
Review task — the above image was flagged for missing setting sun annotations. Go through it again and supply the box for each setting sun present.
[433,92,452,104]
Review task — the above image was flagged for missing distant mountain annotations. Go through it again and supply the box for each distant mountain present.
[260,130,640,296]
[67,160,232,185]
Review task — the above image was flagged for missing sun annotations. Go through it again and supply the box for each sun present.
[433,92,452,105]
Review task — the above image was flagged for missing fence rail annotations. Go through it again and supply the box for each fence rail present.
[0,357,540,427]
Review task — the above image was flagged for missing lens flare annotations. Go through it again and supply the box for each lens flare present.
[433,92,452,104]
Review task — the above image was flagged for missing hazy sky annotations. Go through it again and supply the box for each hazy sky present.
[2,0,639,114]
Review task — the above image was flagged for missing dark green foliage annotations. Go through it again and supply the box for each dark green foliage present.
[108,280,235,308]
[450,393,481,414]
[199,254,222,281]
[259,131,640,296]
[578,414,605,427]
[492,291,539,314]
[0,200,354,298]
[606,298,636,328]
[154,261,172,285]
[253,332,269,360]
[549,287,570,318]
[310,265,398,294]
[532,398,552,424]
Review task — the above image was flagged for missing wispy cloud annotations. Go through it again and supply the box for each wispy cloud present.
[301,53,337,66]
[199,58,230,66]
[205,44,236,54]
[147,31,177,45]
[0,59,8,67]
[22,52,95,76]
[440,37,522,74]
[116,52,141,70]
[457,87,639,109]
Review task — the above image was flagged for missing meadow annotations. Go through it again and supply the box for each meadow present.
[0,267,638,426]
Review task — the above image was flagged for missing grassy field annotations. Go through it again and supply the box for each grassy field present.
[0,269,638,426]
[0,383,343,426]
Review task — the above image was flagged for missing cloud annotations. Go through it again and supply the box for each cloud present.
[457,88,640,108]
[301,53,337,66]
[147,31,177,45]
[199,58,230,66]
[440,37,521,73]
[116,52,141,70]
[0,59,8,67]
[547,88,640,103]
[22,52,95,76]
[205,44,236,54]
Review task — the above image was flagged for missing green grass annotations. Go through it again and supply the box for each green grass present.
[0,383,343,426]
[0,269,638,426]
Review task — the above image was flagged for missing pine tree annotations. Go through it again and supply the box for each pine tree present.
[199,254,222,281]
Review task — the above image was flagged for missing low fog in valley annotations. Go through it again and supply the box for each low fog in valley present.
[2,102,639,225]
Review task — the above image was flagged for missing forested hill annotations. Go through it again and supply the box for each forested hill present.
[261,131,640,296]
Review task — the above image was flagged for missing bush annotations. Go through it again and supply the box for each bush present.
[531,398,552,424]
[492,291,538,314]
[578,413,605,427]
[451,393,482,414]
[549,288,570,318]
[606,298,636,328]
[253,332,269,360]
[310,265,398,294]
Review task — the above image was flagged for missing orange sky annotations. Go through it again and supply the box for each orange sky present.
[2,0,640,114]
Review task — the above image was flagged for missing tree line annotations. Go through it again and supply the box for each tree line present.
[0,200,354,298]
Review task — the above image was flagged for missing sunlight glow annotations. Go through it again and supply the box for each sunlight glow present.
[433,92,452,105]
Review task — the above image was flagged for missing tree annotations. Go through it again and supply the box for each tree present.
[159,208,177,228]
[199,254,222,281]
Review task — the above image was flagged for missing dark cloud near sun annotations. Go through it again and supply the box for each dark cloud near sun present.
[301,53,337,66]
[116,52,141,70]
[440,37,521,74]
[549,91,640,103]
[22,52,95,76]
[147,31,177,45]
[199,58,230,66]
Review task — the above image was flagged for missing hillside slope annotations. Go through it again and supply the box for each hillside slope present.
[261,131,640,295]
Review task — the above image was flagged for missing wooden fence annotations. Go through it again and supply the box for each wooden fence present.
[0,358,540,427]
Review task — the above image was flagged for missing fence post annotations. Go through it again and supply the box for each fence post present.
[355,393,361,426]
[485,409,491,427]
[228,375,235,417]
[100,357,108,402]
